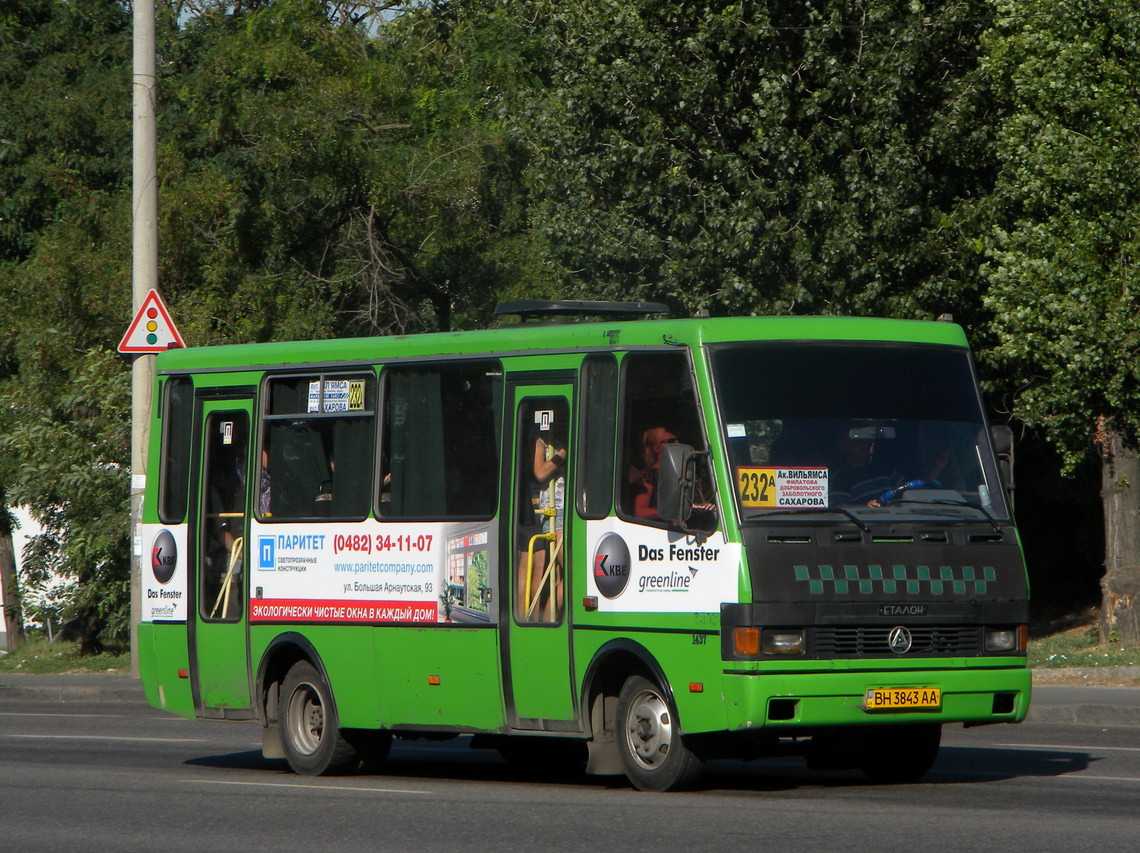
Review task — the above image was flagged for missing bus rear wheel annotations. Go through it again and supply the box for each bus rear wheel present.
[280,660,359,775]
[617,674,704,792]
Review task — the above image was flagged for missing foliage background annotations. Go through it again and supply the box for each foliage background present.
[1,0,1134,646]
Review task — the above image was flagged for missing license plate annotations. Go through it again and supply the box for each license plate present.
[863,687,942,712]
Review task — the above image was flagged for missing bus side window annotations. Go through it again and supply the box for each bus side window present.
[380,362,502,519]
[159,376,194,524]
[260,374,376,521]
[578,354,618,519]
[619,352,717,530]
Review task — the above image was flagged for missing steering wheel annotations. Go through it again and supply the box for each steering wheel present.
[875,479,942,506]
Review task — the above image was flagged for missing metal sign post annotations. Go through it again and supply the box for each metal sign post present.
[130,0,158,679]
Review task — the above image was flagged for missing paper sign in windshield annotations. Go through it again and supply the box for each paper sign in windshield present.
[737,467,829,508]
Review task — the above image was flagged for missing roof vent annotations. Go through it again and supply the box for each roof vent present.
[495,300,670,323]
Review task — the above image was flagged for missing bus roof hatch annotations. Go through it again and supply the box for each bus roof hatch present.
[495,300,670,323]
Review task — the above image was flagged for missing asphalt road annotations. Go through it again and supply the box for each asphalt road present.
[1,694,1138,852]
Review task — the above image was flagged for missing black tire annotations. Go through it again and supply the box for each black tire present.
[856,723,942,784]
[616,674,704,792]
[279,660,359,775]
[347,729,393,773]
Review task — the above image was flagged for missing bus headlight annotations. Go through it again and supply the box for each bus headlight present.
[985,626,1027,653]
[762,629,805,655]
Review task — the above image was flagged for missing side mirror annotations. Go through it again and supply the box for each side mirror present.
[656,443,695,524]
[990,425,1014,494]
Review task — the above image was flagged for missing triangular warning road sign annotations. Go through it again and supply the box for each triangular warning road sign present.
[118,289,186,353]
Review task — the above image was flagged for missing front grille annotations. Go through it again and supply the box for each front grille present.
[813,625,981,657]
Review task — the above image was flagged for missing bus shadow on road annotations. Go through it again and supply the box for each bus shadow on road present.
[922,744,1096,783]
[702,744,1097,791]
[183,742,1097,792]
[183,741,616,788]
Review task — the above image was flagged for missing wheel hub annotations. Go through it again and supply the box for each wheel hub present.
[626,690,673,769]
[287,682,325,756]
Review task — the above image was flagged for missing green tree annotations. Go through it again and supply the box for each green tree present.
[0,0,544,648]
[159,0,542,338]
[506,0,998,322]
[0,0,134,648]
[982,1,1140,643]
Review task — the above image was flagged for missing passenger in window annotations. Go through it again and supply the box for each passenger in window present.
[629,427,679,520]
[205,436,246,618]
[519,418,566,621]
[629,426,717,523]
[258,448,271,517]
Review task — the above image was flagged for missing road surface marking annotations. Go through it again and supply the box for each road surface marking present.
[189,779,431,795]
[4,734,209,743]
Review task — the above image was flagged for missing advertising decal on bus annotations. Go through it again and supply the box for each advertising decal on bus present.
[142,524,188,622]
[585,519,739,612]
[140,520,496,625]
[250,520,496,624]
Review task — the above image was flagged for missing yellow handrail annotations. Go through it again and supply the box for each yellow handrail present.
[210,536,243,619]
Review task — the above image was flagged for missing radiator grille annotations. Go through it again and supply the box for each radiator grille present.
[812,625,981,657]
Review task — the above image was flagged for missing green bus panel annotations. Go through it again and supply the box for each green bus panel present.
[372,627,505,731]
[249,625,506,732]
[138,622,195,720]
[195,619,250,710]
[248,625,383,731]
[572,628,733,736]
[154,316,969,376]
[510,621,575,721]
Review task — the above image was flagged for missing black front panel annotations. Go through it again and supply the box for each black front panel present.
[722,523,1029,661]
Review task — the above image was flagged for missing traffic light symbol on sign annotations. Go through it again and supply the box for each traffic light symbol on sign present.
[144,307,160,345]
[118,290,186,353]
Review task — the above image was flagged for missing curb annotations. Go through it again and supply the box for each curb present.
[1027,701,1140,728]
[0,684,145,703]
[0,675,145,704]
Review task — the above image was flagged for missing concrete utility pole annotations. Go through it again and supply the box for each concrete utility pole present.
[131,0,158,677]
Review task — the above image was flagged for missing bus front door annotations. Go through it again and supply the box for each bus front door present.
[505,387,577,728]
[190,399,254,716]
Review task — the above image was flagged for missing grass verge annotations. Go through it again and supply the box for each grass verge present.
[0,637,129,674]
[1029,623,1140,669]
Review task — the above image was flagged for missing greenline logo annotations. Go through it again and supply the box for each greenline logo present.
[593,533,631,599]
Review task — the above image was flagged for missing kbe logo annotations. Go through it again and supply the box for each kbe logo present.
[151,530,177,584]
[593,533,631,599]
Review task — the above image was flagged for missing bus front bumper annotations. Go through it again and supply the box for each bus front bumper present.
[720,663,1032,731]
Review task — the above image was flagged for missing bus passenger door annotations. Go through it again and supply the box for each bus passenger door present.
[190,399,254,715]
[505,386,577,728]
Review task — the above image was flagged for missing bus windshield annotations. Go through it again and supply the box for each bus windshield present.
[710,341,1009,522]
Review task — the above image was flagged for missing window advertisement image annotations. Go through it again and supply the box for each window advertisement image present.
[249,519,498,624]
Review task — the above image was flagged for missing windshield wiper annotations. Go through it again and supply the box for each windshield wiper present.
[748,506,870,533]
[891,498,1004,534]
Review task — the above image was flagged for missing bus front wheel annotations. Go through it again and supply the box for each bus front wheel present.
[617,674,704,792]
[280,660,359,775]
